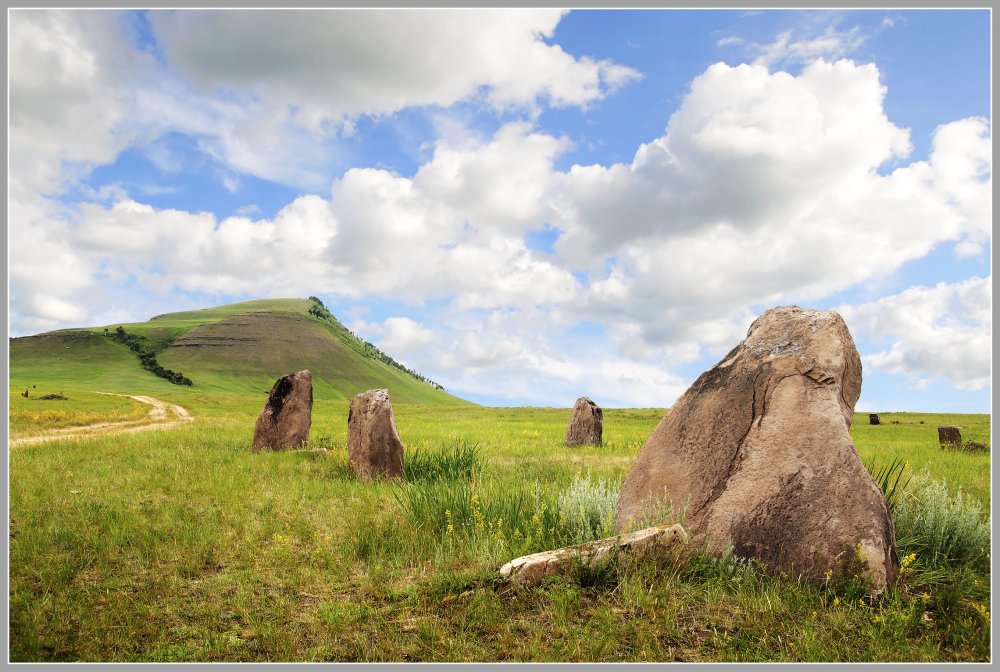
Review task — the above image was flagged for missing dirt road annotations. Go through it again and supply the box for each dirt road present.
[9,394,194,448]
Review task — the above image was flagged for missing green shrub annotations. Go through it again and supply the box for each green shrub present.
[682,547,760,589]
[893,473,989,571]
[556,472,617,544]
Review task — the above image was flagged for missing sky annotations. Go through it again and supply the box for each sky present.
[7,8,992,411]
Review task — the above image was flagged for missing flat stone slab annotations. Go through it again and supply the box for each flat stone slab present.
[499,524,688,586]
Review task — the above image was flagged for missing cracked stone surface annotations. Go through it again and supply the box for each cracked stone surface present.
[348,388,404,480]
[615,306,899,594]
[565,396,603,446]
[252,370,313,452]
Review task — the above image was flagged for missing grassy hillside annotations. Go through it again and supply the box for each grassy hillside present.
[9,298,468,407]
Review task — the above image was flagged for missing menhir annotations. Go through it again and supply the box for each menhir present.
[252,370,313,452]
[615,307,899,594]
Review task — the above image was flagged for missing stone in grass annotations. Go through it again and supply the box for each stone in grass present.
[499,524,688,586]
[348,389,404,480]
[252,370,313,453]
[938,426,962,446]
[615,306,899,595]
[869,413,880,425]
[962,441,988,453]
[565,397,603,446]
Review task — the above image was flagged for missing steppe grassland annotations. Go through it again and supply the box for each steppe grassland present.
[8,397,991,662]
[8,389,149,435]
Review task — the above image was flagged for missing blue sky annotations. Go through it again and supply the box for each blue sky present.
[8,9,991,410]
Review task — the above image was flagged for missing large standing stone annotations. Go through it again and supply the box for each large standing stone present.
[615,306,899,594]
[252,370,313,453]
[565,397,603,446]
[938,425,962,446]
[348,389,404,480]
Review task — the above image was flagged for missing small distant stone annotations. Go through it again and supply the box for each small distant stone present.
[565,397,603,446]
[963,441,988,453]
[252,370,313,452]
[348,389,404,480]
[937,425,962,446]
[869,413,880,425]
[311,447,329,458]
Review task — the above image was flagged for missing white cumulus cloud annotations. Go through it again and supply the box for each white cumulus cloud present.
[150,9,639,125]
[840,277,992,390]
[549,60,989,360]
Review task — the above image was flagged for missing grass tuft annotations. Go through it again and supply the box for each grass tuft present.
[403,441,483,482]
[864,455,911,515]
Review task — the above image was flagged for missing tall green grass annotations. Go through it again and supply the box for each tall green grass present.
[864,455,911,515]
[402,441,483,482]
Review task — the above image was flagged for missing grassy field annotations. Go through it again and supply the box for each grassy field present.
[9,389,148,436]
[8,393,991,662]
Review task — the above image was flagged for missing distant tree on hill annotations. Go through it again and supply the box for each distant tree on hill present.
[306,297,446,391]
[108,327,193,386]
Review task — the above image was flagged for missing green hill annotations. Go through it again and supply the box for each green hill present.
[9,298,469,405]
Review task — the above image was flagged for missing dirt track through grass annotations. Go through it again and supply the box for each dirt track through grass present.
[9,394,193,448]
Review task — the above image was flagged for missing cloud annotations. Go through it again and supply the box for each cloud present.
[10,122,580,336]
[752,27,867,68]
[150,9,639,125]
[549,60,989,358]
[716,36,744,48]
[840,277,991,390]
[10,9,638,201]
[359,311,689,407]
[8,22,990,406]
[9,10,138,196]
[235,204,262,216]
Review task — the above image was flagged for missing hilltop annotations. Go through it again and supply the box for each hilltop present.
[9,298,468,405]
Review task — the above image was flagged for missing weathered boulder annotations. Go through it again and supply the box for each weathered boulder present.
[869,413,880,425]
[499,524,687,586]
[938,426,962,446]
[348,389,404,480]
[963,441,988,453]
[252,370,312,452]
[615,306,899,593]
[565,397,603,446]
